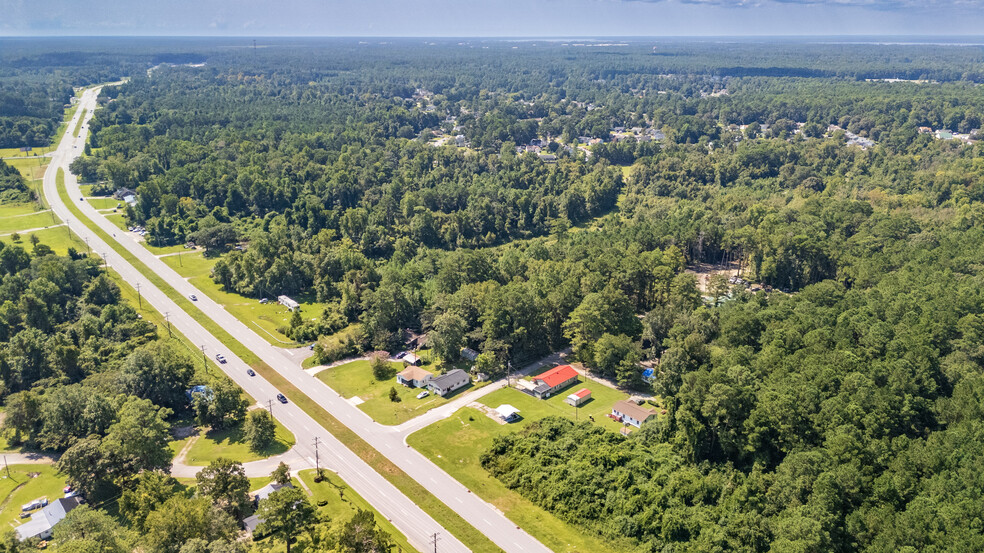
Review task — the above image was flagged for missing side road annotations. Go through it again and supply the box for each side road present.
[46,86,470,553]
[57,87,551,553]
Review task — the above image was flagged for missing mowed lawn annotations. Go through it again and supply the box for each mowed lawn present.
[171,416,295,466]
[0,227,84,256]
[315,360,474,425]
[4,157,48,181]
[160,250,329,346]
[0,203,48,219]
[297,469,416,553]
[86,197,122,210]
[407,380,645,553]
[0,211,61,234]
[0,465,68,533]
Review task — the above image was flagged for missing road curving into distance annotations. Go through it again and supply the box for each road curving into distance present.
[47,85,554,553]
[44,86,472,553]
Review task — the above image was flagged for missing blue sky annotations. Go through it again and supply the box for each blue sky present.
[3,0,984,36]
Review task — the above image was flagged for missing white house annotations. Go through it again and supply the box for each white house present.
[15,497,82,541]
[611,399,657,428]
[427,369,470,396]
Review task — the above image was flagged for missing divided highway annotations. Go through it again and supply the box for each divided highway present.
[47,86,553,553]
[46,87,468,553]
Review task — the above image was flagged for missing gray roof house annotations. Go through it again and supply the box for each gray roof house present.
[427,369,470,396]
[15,497,82,541]
[243,482,294,534]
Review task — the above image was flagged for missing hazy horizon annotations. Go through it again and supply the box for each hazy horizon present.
[5,0,984,38]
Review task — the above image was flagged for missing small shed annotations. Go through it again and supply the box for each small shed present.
[460,347,480,362]
[565,388,592,407]
[403,352,422,366]
[495,404,521,423]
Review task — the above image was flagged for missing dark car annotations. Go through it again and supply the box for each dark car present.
[276,393,288,404]
[247,369,256,377]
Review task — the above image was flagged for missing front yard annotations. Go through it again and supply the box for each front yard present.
[315,359,477,425]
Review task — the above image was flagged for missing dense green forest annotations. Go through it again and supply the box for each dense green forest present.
[6,36,984,551]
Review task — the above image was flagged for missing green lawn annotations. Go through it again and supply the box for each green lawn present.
[177,417,294,466]
[0,465,68,533]
[0,203,46,219]
[104,212,129,232]
[297,469,417,553]
[0,211,61,234]
[315,360,476,426]
[406,381,643,553]
[160,251,329,346]
[72,109,87,137]
[4,158,48,182]
[86,197,121,210]
[479,382,634,432]
[0,226,84,257]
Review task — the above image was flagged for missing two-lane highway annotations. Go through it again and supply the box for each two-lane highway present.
[45,86,470,553]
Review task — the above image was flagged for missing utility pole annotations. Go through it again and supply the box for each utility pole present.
[84,236,90,253]
[164,312,172,338]
[506,360,512,387]
[201,344,207,373]
[313,437,322,477]
[429,533,440,553]
[104,253,109,269]
[3,455,9,478]
[268,399,273,417]
[136,282,142,309]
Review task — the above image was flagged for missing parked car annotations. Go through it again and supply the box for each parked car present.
[215,354,227,364]
[246,369,256,377]
[259,298,268,304]
[395,351,408,359]
[189,294,197,301]
[62,486,72,494]
[416,390,430,399]
[309,343,315,350]
[276,393,288,404]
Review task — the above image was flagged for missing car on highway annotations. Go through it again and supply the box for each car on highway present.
[215,354,227,364]
[276,393,288,404]
[246,369,255,377]
[189,294,197,301]
[416,390,430,399]
[79,197,83,201]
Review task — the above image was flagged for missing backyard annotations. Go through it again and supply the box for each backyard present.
[315,359,476,425]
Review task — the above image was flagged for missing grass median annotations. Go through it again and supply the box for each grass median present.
[55,168,501,553]
[72,109,87,138]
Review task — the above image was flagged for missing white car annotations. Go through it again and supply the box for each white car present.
[189,294,197,301]
[215,354,227,364]
[416,390,430,399]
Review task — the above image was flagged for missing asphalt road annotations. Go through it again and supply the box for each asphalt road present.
[44,87,470,553]
[47,86,553,553]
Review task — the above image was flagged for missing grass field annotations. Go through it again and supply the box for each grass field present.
[0,465,68,533]
[161,250,329,346]
[0,226,82,256]
[315,360,477,425]
[4,157,48,182]
[0,211,62,235]
[173,417,295,466]
[104,212,129,232]
[55,168,501,553]
[0,203,47,219]
[86,197,121,210]
[297,469,418,553]
[72,109,87,138]
[405,381,642,553]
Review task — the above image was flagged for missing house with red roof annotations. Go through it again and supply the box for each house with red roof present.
[531,365,579,399]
